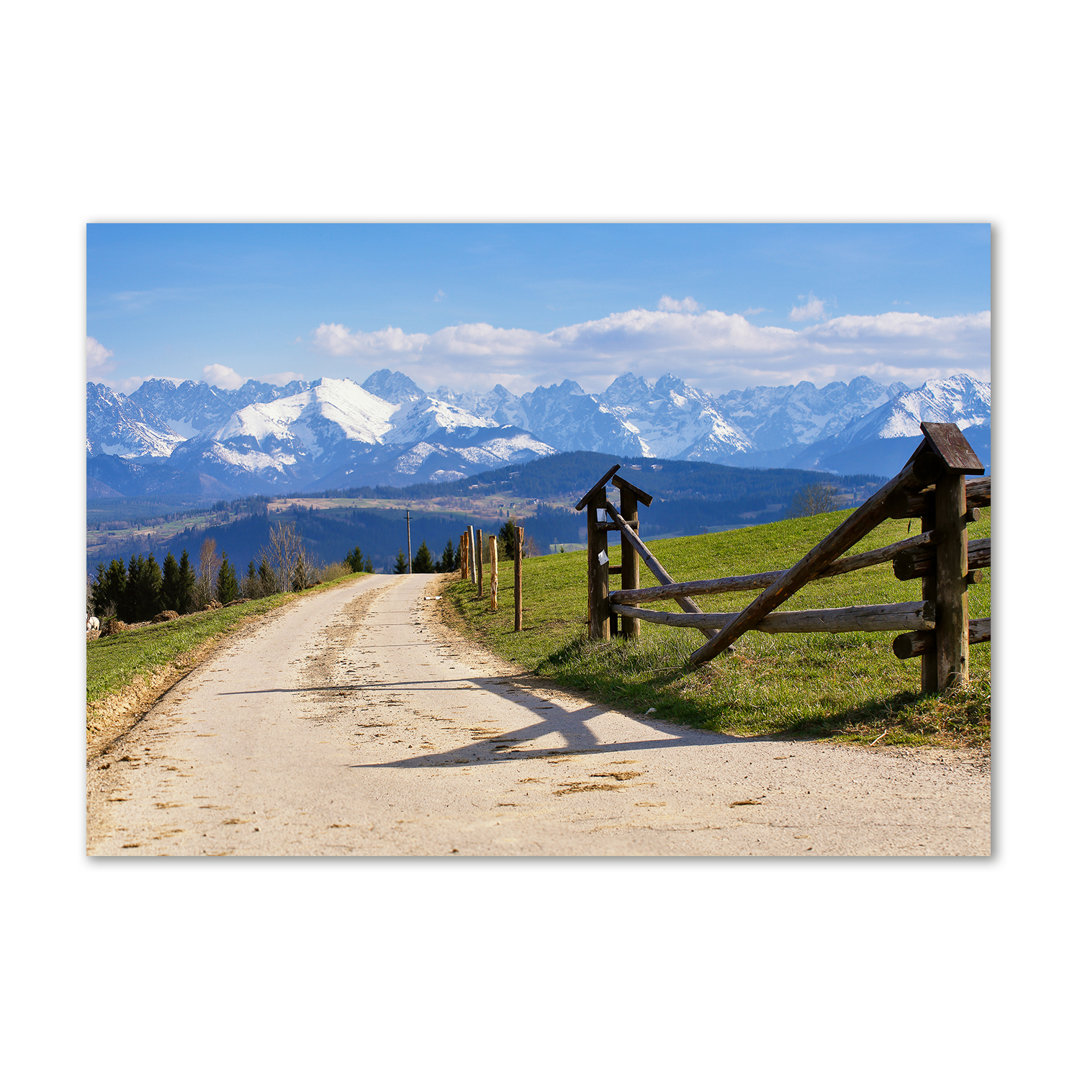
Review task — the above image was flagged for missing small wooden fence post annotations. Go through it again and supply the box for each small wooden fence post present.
[476,529,484,599]
[489,534,498,611]
[468,526,477,585]
[460,531,468,581]
[587,496,610,640]
[612,474,652,640]
[514,526,524,631]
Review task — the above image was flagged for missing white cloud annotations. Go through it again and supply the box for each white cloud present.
[203,363,246,389]
[261,371,305,386]
[657,295,700,313]
[789,292,826,321]
[86,336,114,378]
[433,289,446,302]
[310,305,990,394]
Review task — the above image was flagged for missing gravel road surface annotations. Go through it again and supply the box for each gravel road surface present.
[87,573,990,855]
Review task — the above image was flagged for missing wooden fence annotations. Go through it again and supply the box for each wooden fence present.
[577,422,990,693]
[459,524,526,630]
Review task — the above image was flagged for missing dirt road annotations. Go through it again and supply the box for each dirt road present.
[87,574,990,855]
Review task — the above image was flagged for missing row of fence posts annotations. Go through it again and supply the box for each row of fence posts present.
[458,525,525,632]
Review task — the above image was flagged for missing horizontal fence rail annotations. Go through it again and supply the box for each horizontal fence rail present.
[609,530,937,605]
[610,600,935,634]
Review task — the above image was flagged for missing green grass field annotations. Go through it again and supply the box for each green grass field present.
[447,508,991,748]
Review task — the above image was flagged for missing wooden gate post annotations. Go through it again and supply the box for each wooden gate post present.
[613,474,652,640]
[468,526,477,585]
[587,495,610,640]
[917,422,985,693]
[919,494,937,692]
[489,533,498,611]
[514,526,524,631]
[934,472,969,690]
[576,465,619,641]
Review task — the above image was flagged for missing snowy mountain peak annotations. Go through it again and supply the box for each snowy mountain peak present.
[361,368,426,405]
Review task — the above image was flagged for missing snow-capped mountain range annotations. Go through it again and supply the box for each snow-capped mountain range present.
[86,370,990,498]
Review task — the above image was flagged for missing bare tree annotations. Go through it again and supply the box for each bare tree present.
[790,482,842,518]
[260,521,307,593]
[196,537,222,607]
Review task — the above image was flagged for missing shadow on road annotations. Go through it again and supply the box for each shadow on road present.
[221,670,763,769]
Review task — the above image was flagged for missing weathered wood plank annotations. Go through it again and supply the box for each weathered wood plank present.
[892,618,990,660]
[610,531,935,605]
[920,422,986,474]
[612,473,654,507]
[893,537,990,580]
[688,445,937,666]
[604,501,716,640]
[891,476,990,519]
[489,533,498,611]
[611,601,934,634]
[934,472,969,688]
[574,464,621,512]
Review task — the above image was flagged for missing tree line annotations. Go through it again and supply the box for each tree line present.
[88,517,528,622]
[89,521,338,622]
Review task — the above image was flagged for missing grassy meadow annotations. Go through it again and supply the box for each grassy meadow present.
[446,508,991,748]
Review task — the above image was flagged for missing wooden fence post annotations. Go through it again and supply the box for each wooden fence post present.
[477,530,484,599]
[919,493,937,692]
[575,465,619,640]
[514,526,524,631]
[468,526,477,585]
[617,483,639,635]
[934,472,969,690]
[489,534,498,611]
[587,495,610,640]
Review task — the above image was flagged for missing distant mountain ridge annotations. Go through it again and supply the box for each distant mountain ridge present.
[86,369,990,498]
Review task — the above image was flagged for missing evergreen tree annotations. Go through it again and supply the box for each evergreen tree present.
[145,554,164,616]
[119,555,142,621]
[216,553,240,604]
[91,559,127,619]
[498,517,519,559]
[413,541,435,573]
[177,550,197,614]
[242,560,259,599]
[437,538,458,573]
[364,555,374,573]
[258,556,275,596]
[393,549,408,574]
[291,552,309,591]
[345,546,367,573]
[120,554,162,622]
[161,552,181,611]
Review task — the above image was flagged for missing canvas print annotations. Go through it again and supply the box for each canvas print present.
[86,223,991,855]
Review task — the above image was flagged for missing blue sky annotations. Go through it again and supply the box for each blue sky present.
[87,223,990,395]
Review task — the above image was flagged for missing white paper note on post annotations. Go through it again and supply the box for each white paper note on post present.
[597,550,609,565]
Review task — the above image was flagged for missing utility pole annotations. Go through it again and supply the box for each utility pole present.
[406,509,413,573]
